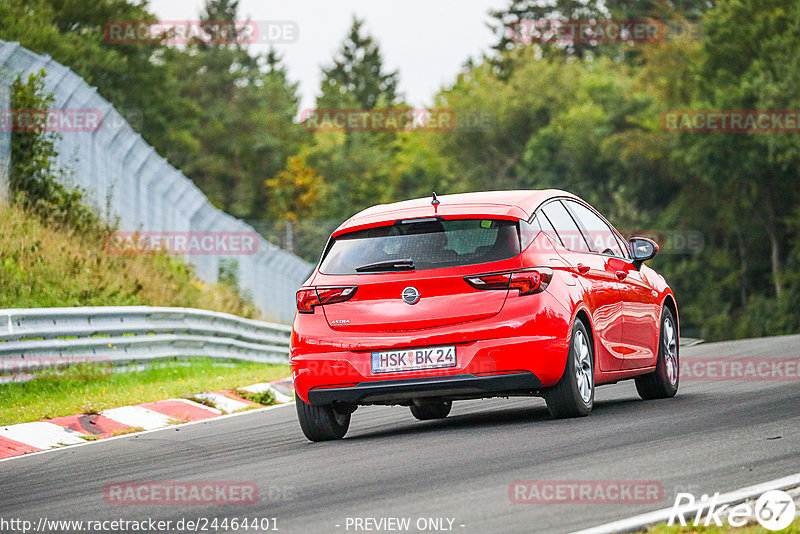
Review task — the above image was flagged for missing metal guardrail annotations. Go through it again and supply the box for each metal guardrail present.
[0,307,291,369]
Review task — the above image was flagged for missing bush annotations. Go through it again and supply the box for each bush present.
[9,71,102,234]
[1,70,259,318]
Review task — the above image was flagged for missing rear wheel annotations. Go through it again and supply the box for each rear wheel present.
[635,306,679,400]
[544,319,594,418]
[410,400,452,420]
[295,394,350,441]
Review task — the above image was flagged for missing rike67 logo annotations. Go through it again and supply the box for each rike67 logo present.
[669,490,796,531]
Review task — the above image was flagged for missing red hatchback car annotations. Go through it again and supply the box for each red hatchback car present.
[291,190,679,441]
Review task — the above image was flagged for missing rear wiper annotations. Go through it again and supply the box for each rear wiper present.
[355,259,415,272]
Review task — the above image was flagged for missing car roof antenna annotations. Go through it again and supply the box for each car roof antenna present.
[431,192,440,213]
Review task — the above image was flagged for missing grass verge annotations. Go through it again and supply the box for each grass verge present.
[0,202,259,317]
[642,518,800,533]
[0,357,288,425]
[236,388,277,406]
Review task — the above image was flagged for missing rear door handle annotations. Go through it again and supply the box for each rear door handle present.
[615,271,628,281]
[576,264,590,275]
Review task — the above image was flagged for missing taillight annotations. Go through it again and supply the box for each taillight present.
[317,286,357,305]
[296,288,319,314]
[464,272,511,290]
[296,286,357,314]
[465,268,552,296]
[509,269,552,295]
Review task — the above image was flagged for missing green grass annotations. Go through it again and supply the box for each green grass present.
[0,202,260,319]
[643,518,800,533]
[0,357,289,425]
[236,388,277,406]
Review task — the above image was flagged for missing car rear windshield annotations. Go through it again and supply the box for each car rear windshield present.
[320,218,521,274]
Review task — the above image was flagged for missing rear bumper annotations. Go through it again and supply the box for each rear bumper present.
[307,371,543,405]
[290,290,574,404]
[291,334,569,404]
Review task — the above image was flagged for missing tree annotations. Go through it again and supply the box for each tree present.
[687,0,800,298]
[488,0,715,75]
[0,0,195,158]
[317,17,399,110]
[489,0,606,60]
[265,154,323,223]
[301,17,405,226]
[167,0,306,219]
[8,71,100,231]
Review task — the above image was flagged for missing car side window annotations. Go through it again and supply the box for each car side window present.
[536,212,563,246]
[564,200,625,257]
[540,201,592,253]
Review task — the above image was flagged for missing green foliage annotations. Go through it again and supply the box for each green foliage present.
[0,0,190,158]
[489,0,607,61]
[0,0,303,223]
[236,388,276,406]
[664,0,800,337]
[2,0,799,342]
[488,0,714,75]
[0,201,259,317]
[217,258,240,291]
[645,517,800,534]
[299,17,409,233]
[318,17,399,110]
[169,22,306,220]
[9,71,102,234]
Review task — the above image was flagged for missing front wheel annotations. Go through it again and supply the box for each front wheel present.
[544,319,594,418]
[295,394,350,441]
[635,306,679,400]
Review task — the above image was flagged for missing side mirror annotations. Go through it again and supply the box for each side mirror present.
[629,237,659,268]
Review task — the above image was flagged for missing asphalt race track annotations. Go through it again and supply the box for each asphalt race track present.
[2,334,799,534]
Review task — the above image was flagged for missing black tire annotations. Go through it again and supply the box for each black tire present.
[544,320,594,418]
[410,400,452,420]
[635,306,679,400]
[295,394,350,441]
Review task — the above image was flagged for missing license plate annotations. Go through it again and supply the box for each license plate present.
[371,346,456,374]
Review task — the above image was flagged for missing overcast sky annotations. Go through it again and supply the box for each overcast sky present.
[148,0,509,111]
